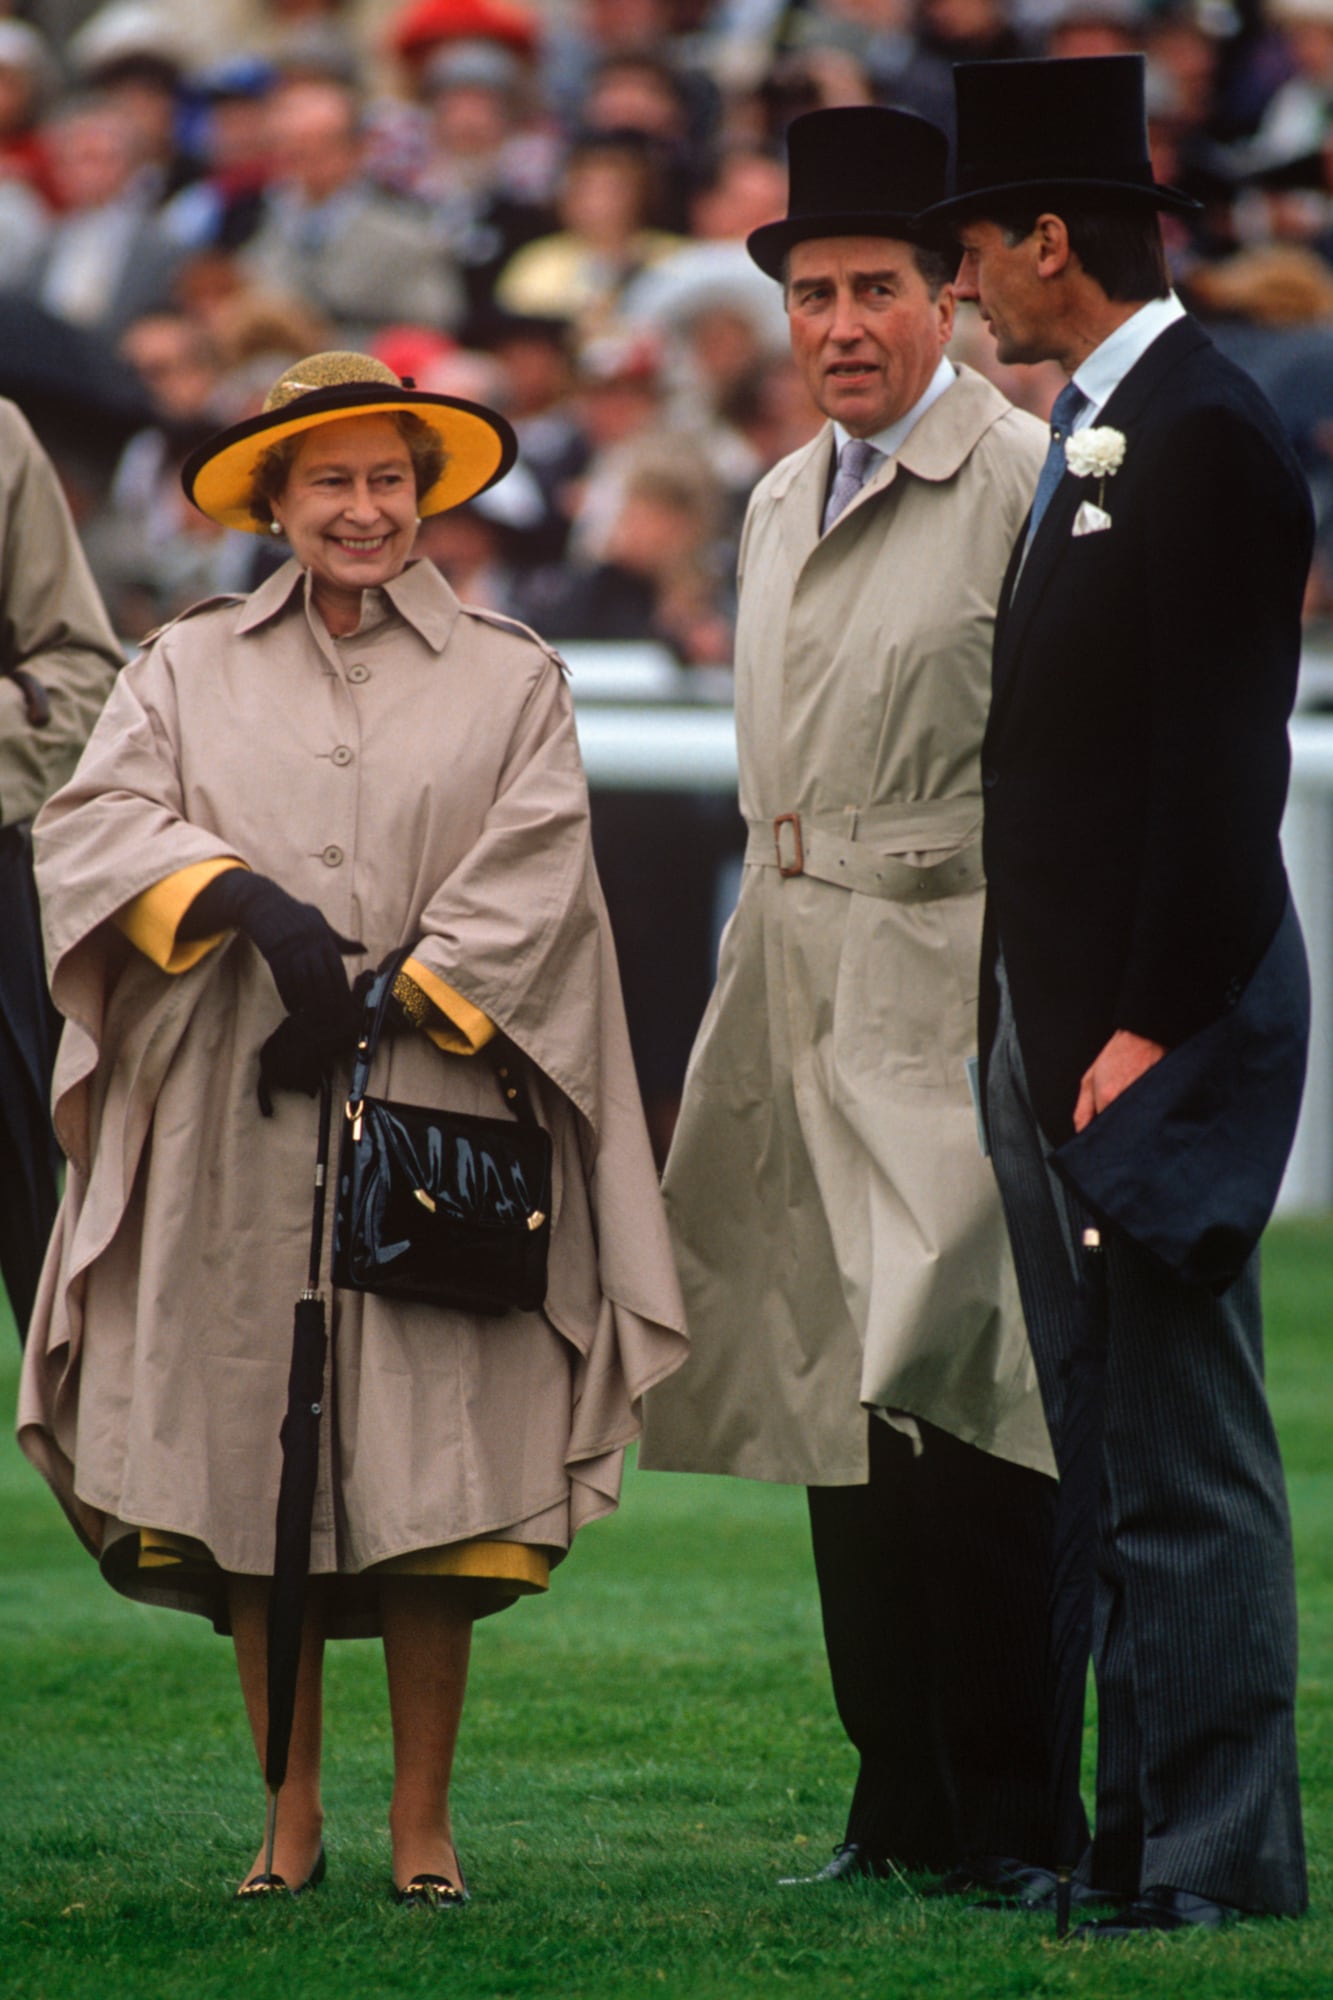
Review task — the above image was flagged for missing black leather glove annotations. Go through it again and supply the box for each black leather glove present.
[256,972,377,1116]
[180,869,365,1018]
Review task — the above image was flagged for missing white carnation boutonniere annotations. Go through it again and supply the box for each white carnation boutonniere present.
[1064,426,1127,524]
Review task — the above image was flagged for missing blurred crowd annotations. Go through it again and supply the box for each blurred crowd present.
[0,0,1328,648]
[2,0,1331,1144]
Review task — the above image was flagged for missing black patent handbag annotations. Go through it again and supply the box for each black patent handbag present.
[331,949,552,1314]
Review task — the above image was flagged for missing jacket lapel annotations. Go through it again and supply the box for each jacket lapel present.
[991,316,1210,714]
[775,426,837,575]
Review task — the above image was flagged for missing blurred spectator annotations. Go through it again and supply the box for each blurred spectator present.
[409,39,558,316]
[240,76,463,339]
[466,306,588,560]
[719,347,821,462]
[23,95,185,338]
[82,311,240,639]
[495,128,686,335]
[161,56,277,252]
[526,431,734,661]
[66,2,199,202]
[0,22,61,206]
[620,141,791,427]
[1241,0,1333,172]
[583,46,719,221]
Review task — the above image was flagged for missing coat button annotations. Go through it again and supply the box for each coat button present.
[322,844,344,867]
[347,664,370,684]
[331,745,353,767]
[982,767,998,792]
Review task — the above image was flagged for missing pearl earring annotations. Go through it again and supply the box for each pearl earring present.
[269,521,282,537]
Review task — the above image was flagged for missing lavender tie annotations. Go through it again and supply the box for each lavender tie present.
[822,437,882,533]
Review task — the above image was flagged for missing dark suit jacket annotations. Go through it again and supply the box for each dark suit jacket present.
[979,314,1313,1150]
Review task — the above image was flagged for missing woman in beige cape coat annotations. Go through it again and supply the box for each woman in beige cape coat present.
[17,353,686,1906]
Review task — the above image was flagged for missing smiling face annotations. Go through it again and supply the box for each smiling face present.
[785,235,954,437]
[270,414,420,610]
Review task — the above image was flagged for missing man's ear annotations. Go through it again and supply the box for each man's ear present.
[1033,212,1072,280]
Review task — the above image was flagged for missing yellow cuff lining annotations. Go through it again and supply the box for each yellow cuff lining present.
[138,1528,549,1594]
[403,955,497,1056]
[114,858,247,973]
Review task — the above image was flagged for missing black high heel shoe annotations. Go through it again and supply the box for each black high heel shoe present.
[393,1857,469,1908]
[236,1844,327,1900]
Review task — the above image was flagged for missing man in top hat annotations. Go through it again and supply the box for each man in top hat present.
[930,53,1312,1933]
[641,106,1064,1890]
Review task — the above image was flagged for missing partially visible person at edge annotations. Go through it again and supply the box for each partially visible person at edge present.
[17,351,687,1907]
[928,54,1311,1937]
[0,398,120,1342]
[641,107,1066,1897]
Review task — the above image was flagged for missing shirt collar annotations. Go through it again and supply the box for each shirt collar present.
[832,356,956,463]
[1070,292,1186,425]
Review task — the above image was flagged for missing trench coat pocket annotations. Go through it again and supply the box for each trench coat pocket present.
[832,887,982,1095]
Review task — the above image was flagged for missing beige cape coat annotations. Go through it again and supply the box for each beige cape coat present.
[18,559,686,1633]
[641,365,1052,1486]
[0,398,120,826]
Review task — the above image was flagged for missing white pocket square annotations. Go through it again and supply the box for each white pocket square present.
[1072,500,1112,537]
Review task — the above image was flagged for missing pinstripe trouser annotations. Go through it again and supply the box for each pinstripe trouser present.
[985,966,1307,1915]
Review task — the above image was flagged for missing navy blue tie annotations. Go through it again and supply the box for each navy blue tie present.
[1025,382,1088,549]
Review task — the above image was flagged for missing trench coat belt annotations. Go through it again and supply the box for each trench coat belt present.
[743,810,984,903]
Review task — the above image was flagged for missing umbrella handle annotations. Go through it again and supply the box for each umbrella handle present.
[306,1075,333,1295]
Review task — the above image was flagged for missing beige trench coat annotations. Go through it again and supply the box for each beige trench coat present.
[18,559,686,1633]
[641,365,1053,1486]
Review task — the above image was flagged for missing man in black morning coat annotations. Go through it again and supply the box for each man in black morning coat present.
[924,55,1312,1936]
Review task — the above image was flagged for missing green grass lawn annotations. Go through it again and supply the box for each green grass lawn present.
[2,1221,1330,2000]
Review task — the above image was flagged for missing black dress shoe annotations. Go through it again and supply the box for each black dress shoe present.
[997,1875,1126,1916]
[778,1842,893,1886]
[926,1855,1055,1900]
[1073,1884,1238,1939]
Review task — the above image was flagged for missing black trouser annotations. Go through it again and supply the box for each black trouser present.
[985,971,1306,1913]
[808,1414,1061,1871]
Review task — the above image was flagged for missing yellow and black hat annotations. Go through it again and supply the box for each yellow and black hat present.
[182,350,518,535]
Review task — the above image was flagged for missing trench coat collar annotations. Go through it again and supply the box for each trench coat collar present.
[234,555,463,653]
[772,362,1018,573]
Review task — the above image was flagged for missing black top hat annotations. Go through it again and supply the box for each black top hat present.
[746,106,949,280]
[924,55,1199,224]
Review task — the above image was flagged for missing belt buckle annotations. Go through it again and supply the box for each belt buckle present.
[774,812,804,878]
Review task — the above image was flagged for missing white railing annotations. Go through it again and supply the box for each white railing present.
[567,644,1333,1212]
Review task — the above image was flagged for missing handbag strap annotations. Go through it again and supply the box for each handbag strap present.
[347,947,542,1130]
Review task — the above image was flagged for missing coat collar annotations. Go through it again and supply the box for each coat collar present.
[993,315,1210,694]
[234,555,462,652]
[770,363,1020,573]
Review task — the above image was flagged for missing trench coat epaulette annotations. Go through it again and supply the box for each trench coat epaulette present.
[458,602,570,677]
[139,595,248,649]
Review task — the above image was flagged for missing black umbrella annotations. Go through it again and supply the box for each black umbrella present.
[1047,1223,1108,1938]
[262,1075,334,1876]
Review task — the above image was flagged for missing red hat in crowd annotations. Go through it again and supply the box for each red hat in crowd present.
[387,0,538,62]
